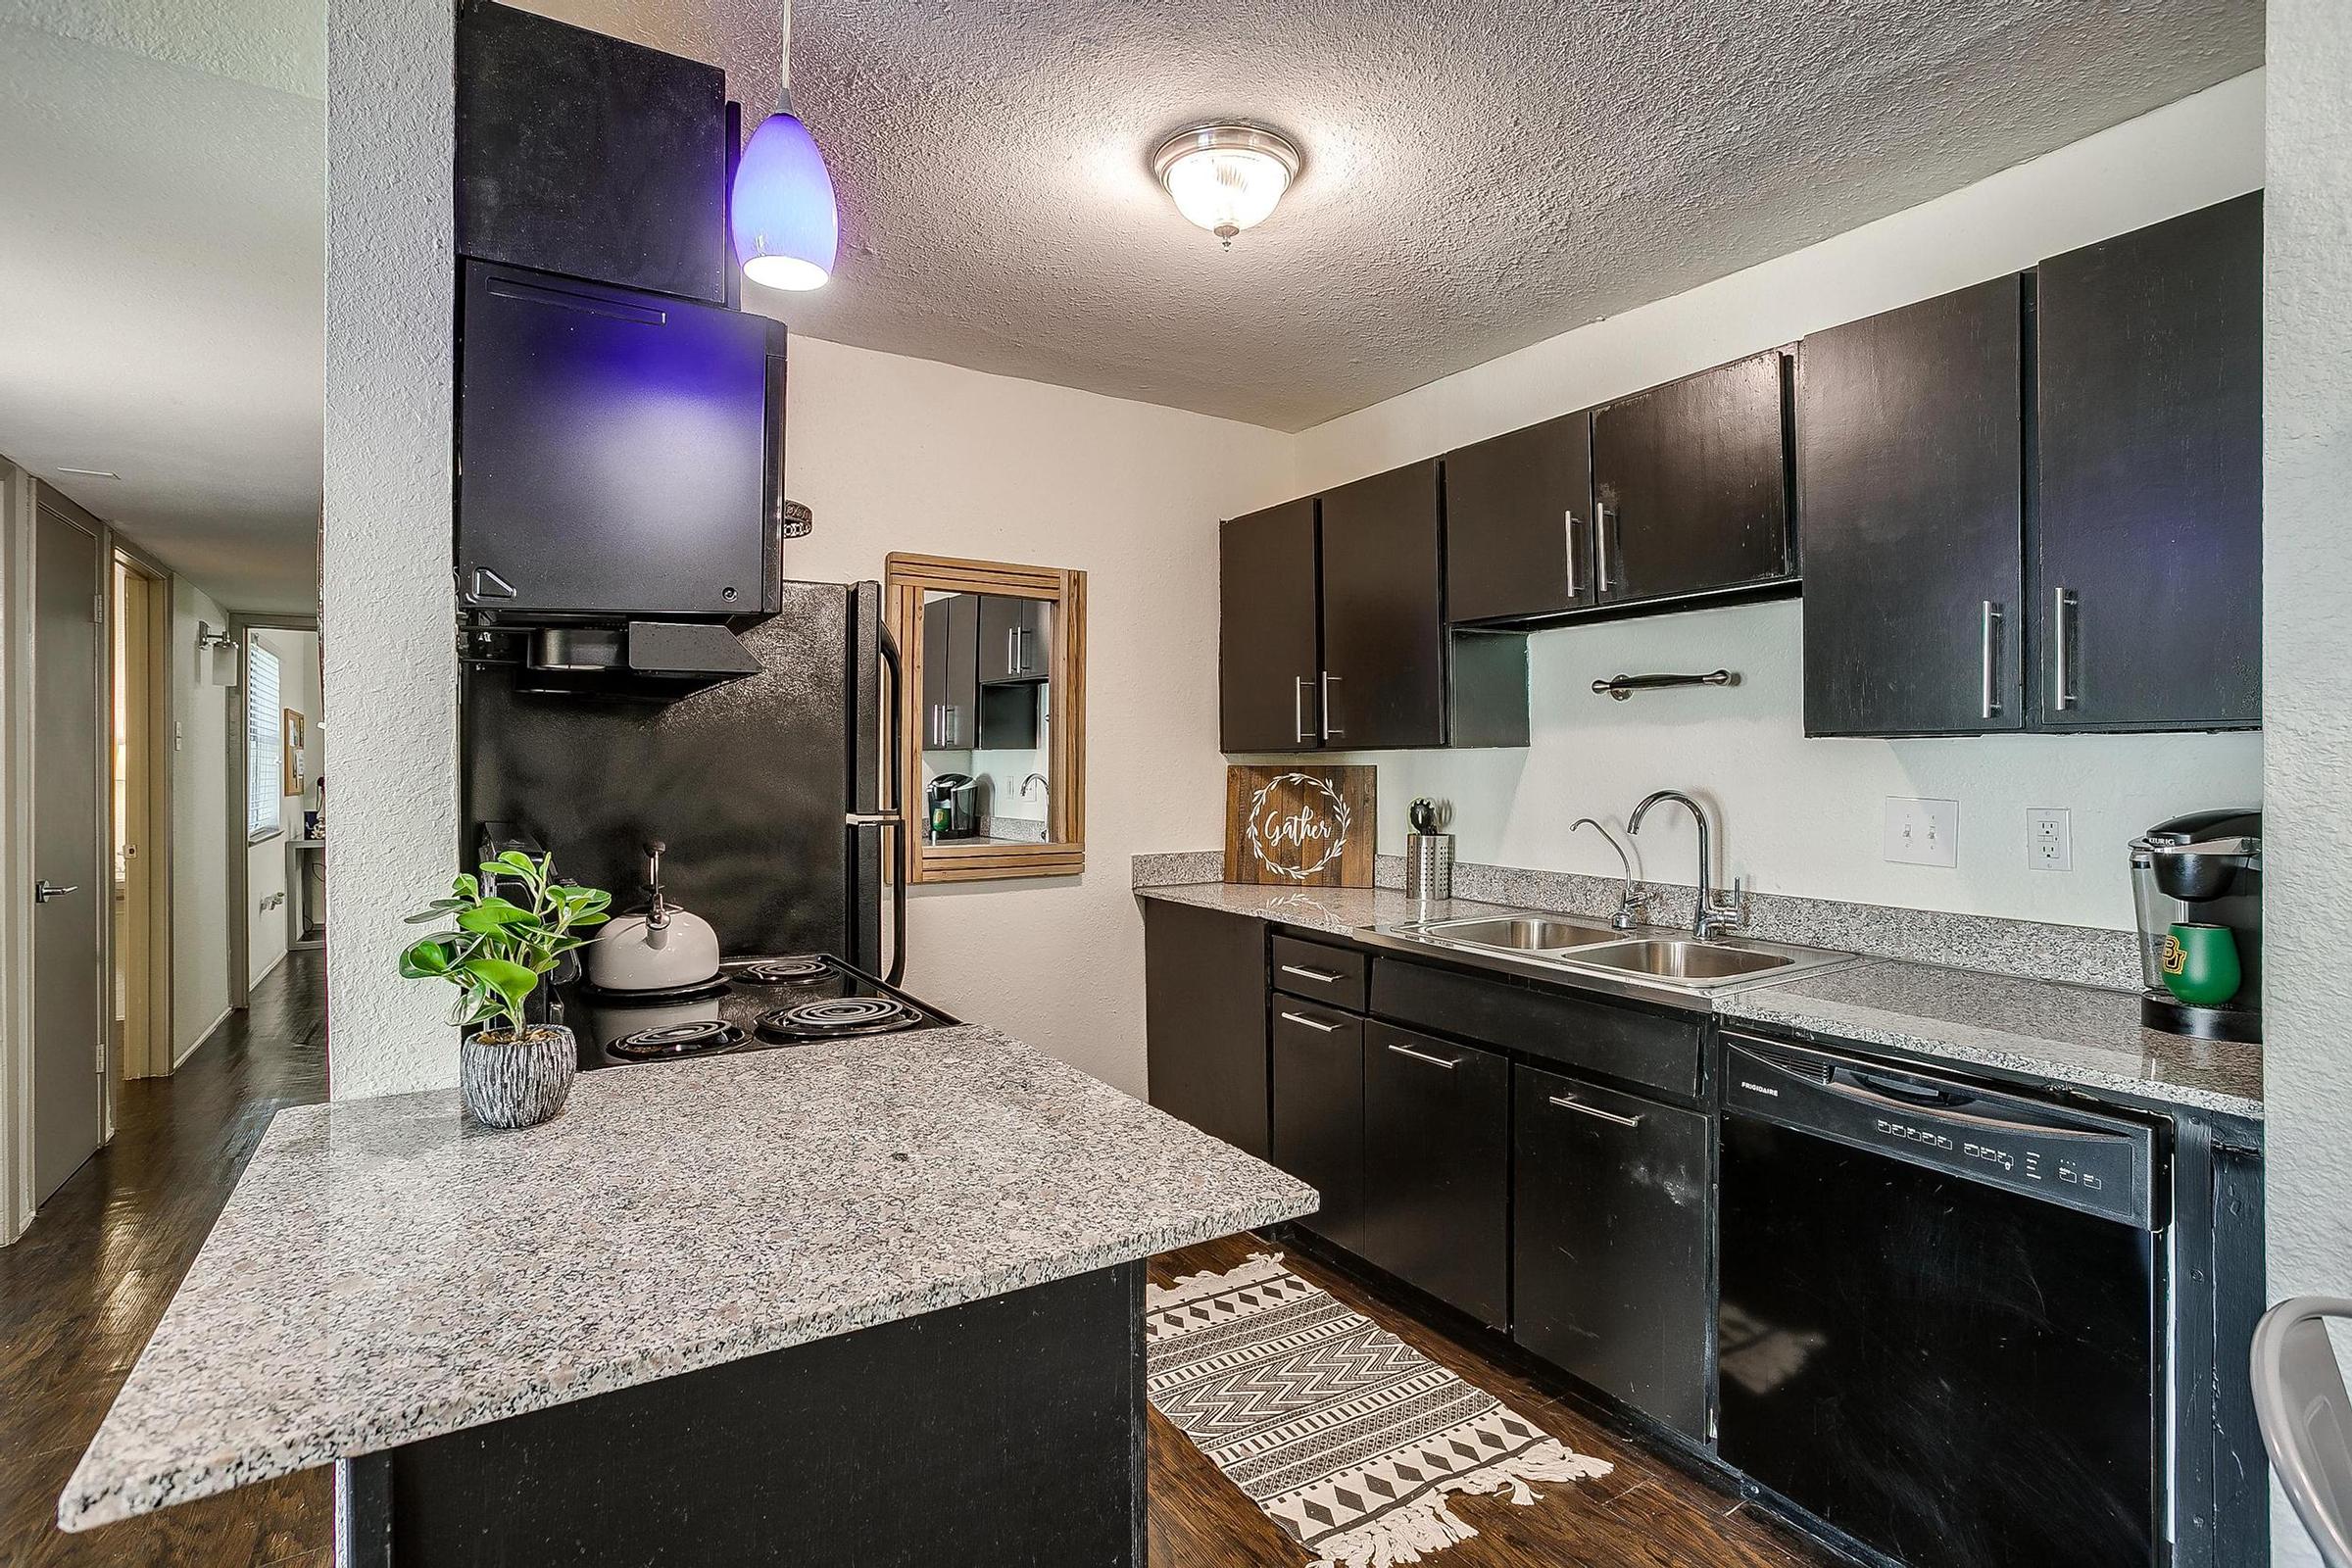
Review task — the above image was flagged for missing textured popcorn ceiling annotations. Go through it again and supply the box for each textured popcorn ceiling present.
[535,0,2263,430]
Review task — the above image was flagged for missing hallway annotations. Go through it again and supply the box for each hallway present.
[1,952,329,1568]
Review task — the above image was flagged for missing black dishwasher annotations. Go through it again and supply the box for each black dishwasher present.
[1718,1035,2162,1568]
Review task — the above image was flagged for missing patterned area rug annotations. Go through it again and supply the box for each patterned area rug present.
[1148,1254,1613,1568]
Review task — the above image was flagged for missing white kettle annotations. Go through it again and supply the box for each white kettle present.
[587,841,720,992]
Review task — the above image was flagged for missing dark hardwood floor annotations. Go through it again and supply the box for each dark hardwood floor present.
[0,953,330,1568]
[1148,1234,1842,1568]
[3,965,1831,1568]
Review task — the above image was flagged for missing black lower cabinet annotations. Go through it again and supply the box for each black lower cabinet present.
[1360,1022,1509,1328]
[1512,1063,1711,1439]
[1142,901,1268,1159]
[1269,1001,1365,1252]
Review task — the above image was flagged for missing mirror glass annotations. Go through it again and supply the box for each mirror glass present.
[917,590,1058,846]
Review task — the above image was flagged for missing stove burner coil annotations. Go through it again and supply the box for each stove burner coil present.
[608,1019,746,1059]
[757,996,924,1040]
[732,956,833,986]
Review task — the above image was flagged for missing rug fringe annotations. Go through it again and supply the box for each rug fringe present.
[1301,1440,1615,1568]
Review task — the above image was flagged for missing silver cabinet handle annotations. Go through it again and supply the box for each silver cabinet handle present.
[34,880,78,903]
[1387,1040,1460,1070]
[1320,671,1343,740]
[1594,503,1615,593]
[1279,1010,1341,1033]
[1980,600,2003,719]
[1006,626,1017,675]
[1548,1092,1642,1128]
[1564,510,1581,598]
[1293,674,1314,745]
[2052,587,2080,711]
[1278,963,1342,985]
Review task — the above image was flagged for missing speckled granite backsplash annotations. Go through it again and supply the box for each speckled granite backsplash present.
[1131,851,2141,992]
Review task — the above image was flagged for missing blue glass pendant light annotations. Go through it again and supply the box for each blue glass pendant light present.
[730,1,837,290]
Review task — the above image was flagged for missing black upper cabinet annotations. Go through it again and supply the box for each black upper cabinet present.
[1143,902,1269,1160]
[1800,278,2028,737]
[456,0,728,304]
[1445,413,1594,623]
[919,594,979,751]
[978,596,1052,684]
[1219,500,1321,752]
[1592,351,1794,607]
[1360,1022,1510,1328]
[1320,463,1449,749]
[2034,193,2262,731]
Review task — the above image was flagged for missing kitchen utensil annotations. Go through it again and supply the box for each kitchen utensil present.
[587,841,721,992]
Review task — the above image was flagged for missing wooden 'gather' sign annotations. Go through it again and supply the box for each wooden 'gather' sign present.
[1224,765,1376,888]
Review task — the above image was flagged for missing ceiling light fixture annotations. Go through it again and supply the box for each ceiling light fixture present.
[730,0,839,291]
[1152,124,1302,248]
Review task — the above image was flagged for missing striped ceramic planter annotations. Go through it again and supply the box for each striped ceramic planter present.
[460,1027,577,1129]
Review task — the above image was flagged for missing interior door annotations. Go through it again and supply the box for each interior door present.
[33,497,105,1204]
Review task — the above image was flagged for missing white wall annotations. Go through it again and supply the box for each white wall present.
[167,577,231,1062]
[243,627,318,988]
[2263,5,2352,1564]
[319,0,459,1099]
[782,337,1294,1095]
[1283,73,2267,933]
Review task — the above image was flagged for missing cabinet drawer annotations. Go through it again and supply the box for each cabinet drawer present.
[1513,1063,1711,1438]
[1270,1003,1365,1253]
[1371,957,1700,1101]
[1360,1022,1509,1328]
[1271,934,1369,1012]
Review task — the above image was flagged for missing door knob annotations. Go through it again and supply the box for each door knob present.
[34,880,78,903]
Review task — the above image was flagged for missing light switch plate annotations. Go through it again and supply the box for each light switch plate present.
[2027,808,2072,871]
[1884,797,1959,868]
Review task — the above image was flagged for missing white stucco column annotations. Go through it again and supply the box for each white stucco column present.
[320,0,460,1096]
[2265,2,2352,1563]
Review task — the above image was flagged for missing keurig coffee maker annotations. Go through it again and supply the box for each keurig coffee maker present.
[2132,808,2261,1042]
[925,773,980,841]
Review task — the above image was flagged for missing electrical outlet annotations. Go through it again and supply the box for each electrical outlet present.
[1883,797,1959,868]
[2027,808,2072,871]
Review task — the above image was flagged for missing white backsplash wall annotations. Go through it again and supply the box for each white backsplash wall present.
[1302,598,2258,932]
[1275,71,2268,938]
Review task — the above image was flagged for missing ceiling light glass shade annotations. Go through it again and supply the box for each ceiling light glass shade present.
[732,104,838,290]
[1152,125,1301,244]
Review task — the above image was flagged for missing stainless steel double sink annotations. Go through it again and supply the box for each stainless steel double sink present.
[1370,911,1855,995]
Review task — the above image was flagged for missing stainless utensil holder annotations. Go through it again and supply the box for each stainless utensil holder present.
[1406,833,1455,902]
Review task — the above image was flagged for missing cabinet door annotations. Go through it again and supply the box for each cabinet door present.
[1799,278,2026,736]
[978,595,1051,684]
[1143,901,1269,1158]
[1320,462,1447,749]
[1445,412,1593,623]
[1270,1002,1365,1253]
[2034,194,2261,730]
[1513,1063,1711,1438]
[920,595,979,750]
[1360,1021,1508,1327]
[1219,500,1321,752]
[1592,352,1791,606]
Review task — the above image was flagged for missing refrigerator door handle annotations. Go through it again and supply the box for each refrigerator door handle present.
[870,627,909,986]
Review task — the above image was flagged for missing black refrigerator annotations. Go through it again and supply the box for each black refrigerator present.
[460,580,895,974]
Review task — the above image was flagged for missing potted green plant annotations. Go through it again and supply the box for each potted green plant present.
[401,852,611,1128]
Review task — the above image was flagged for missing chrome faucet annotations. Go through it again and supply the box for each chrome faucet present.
[1572,817,1648,931]
[1019,772,1049,802]
[1627,790,1745,940]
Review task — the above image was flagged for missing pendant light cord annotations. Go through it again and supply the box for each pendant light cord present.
[777,0,794,111]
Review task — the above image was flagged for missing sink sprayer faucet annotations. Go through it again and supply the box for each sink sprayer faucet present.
[1627,790,1745,940]
[1572,817,1648,931]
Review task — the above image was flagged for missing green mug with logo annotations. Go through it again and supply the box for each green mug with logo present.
[2162,922,2242,1007]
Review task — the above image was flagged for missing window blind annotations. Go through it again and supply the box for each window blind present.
[246,642,281,840]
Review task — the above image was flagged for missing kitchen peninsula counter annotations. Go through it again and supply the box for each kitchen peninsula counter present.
[62,1025,1313,1560]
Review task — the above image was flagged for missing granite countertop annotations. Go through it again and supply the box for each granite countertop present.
[1132,879,1522,935]
[60,1026,1315,1532]
[1715,958,2263,1121]
[1134,881,2262,1120]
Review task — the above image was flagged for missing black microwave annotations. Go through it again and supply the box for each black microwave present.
[457,261,786,620]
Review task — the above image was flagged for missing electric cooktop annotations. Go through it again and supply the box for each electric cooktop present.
[561,955,956,1071]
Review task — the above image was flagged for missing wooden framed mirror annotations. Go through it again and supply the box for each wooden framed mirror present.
[885,554,1086,883]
